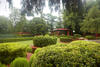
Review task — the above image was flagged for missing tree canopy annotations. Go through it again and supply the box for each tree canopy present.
[7,0,85,16]
[0,16,13,33]
[28,17,48,35]
[81,6,100,33]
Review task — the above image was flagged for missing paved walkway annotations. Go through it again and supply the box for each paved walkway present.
[88,40,100,43]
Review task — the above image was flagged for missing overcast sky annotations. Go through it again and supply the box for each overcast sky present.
[0,0,96,20]
[0,0,60,20]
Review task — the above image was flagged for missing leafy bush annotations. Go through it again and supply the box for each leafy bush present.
[85,35,95,40]
[0,62,6,67]
[33,36,57,47]
[0,43,27,64]
[10,57,29,67]
[73,34,82,39]
[0,37,33,43]
[60,36,72,42]
[30,40,100,67]
[57,35,67,38]
[26,47,33,53]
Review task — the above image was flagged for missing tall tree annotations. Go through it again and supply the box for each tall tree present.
[0,16,13,33]
[81,6,100,33]
[63,11,82,34]
[28,17,48,35]
[14,16,27,32]
[10,8,21,26]
[43,13,57,31]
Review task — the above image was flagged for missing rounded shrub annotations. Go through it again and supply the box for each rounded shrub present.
[0,62,6,67]
[60,37,72,42]
[0,43,27,64]
[30,40,100,67]
[85,35,95,40]
[33,36,57,47]
[10,57,29,67]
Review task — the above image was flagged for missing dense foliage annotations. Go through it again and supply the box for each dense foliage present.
[60,36,72,42]
[33,36,57,47]
[81,6,100,33]
[30,40,100,67]
[85,35,95,40]
[0,16,13,34]
[26,46,33,53]
[0,43,27,64]
[10,58,29,67]
[0,37,33,43]
[0,62,6,67]
[28,17,48,35]
[73,34,82,39]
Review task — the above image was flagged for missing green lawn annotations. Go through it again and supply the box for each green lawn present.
[0,39,67,46]
[4,40,33,46]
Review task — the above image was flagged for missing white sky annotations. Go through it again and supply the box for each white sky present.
[0,0,10,17]
[0,0,96,20]
[0,0,59,20]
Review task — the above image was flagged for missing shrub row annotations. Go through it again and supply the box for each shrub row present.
[33,36,57,47]
[0,37,33,43]
[60,36,73,42]
[30,40,100,67]
[0,43,27,64]
[17,34,33,37]
[73,34,82,39]
[85,35,95,40]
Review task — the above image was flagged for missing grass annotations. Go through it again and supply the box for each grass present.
[1,40,33,46]
[0,38,68,46]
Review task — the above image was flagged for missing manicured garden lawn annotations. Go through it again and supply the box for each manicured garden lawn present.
[3,40,33,46]
[0,38,66,47]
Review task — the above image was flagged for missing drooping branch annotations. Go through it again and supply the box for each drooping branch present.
[6,0,84,16]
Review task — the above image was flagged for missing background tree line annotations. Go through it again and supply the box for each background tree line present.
[0,0,100,35]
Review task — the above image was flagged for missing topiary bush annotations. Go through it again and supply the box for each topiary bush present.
[0,62,6,67]
[10,57,29,67]
[33,36,57,47]
[0,43,27,64]
[30,40,100,67]
[60,36,72,42]
[85,35,95,40]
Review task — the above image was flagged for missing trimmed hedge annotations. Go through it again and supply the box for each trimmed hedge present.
[60,36,72,42]
[30,40,100,67]
[10,58,29,67]
[85,35,95,40]
[0,37,33,43]
[18,34,33,37]
[0,62,6,67]
[73,34,82,39]
[33,36,57,47]
[0,43,27,64]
